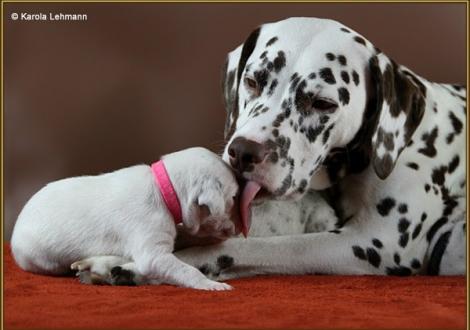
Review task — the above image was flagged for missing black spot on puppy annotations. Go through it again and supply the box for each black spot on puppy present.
[273,51,286,73]
[340,27,351,33]
[326,53,336,61]
[398,204,408,214]
[399,233,409,248]
[217,255,234,269]
[110,266,136,286]
[412,223,422,239]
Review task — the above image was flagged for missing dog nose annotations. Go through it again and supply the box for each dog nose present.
[228,137,266,173]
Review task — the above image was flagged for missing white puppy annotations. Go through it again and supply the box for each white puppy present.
[11,147,240,290]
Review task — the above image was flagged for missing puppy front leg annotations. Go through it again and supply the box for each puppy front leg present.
[135,253,232,290]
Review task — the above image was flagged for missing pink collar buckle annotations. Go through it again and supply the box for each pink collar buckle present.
[151,160,183,224]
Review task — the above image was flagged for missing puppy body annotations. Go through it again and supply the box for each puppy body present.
[11,147,238,290]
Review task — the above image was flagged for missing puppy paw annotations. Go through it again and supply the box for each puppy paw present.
[110,266,137,286]
[71,259,91,272]
[76,270,109,285]
[194,279,233,291]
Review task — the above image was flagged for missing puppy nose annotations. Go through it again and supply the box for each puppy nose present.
[228,137,266,173]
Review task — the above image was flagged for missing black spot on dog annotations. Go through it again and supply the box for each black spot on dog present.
[341,71,350,84]
[268,79,278,96]
[427,230,451,275]
[308,72,316,79]
[306,125,324,143]
[399,233,409,248]
[393,253,401,265]
[448,155,460,174]
[354,36,367,46]
[322,124,335,144]
[398,204,408,214]
[326,53,335,61]
[338,87,350,105]
[273,51,286,73]
[406,162,419,170]
[421,213,427,222]
[424,184,431,193]
[329,229,341,234]
[337,55,347,66]
[366,248,381,268]
[297,179,308,194]
[398,218,410,233]
[266,36,278,47]
[254,69,269,93]
[431,166,447,186]
[260,50,268,59]
[411,259,421,270]
[372,238,383,249]
[320,115,330,124]
[446,133,455,144]
[412,223,422,239]
[376,197,396,216]
[352,70,360,85]
[319,68,336,84]
[449,111,463,135]
[217,255,234,269]
[352,245,366,260]
[340,27,351,33]
[426,217,448,242]
[386,266,412,276]
[418,127,438,158]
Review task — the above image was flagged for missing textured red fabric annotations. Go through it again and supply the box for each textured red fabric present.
[3,245,467,329]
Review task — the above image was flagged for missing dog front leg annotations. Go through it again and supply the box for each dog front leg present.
[175,229,386,280]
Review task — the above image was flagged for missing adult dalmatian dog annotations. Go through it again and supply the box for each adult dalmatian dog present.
[173,17,466,278]
[73,17,466,284]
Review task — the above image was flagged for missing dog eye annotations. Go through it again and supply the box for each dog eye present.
[312,99,337,112]
[244,77,260,96]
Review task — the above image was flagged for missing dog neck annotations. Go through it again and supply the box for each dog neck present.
[151,161,183,225]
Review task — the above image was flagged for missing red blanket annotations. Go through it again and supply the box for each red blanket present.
[3,245,466,329]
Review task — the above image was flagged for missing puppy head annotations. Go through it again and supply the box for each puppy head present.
[162,147,241,239]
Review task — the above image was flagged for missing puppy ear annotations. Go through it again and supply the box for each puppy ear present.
[368,53,426,179]
[196,190,225,218]
[223,27,261,140]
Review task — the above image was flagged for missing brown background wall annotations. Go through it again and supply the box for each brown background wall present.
[3,3,466,240]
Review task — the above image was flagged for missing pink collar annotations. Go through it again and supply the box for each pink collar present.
[151,160,183,224]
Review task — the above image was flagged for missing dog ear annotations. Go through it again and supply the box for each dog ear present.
[223,27,261,140]
[368,53,426,179]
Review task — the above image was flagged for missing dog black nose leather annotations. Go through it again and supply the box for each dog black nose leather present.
[228,137,266,173]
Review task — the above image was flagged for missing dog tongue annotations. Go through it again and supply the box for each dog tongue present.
[240,181,261,238]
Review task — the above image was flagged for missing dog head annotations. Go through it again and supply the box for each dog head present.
[162,147,241,239]
[222,17,425,201]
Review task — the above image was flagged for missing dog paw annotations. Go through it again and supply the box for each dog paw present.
[109,266,137,286]
[194,279,233,291]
